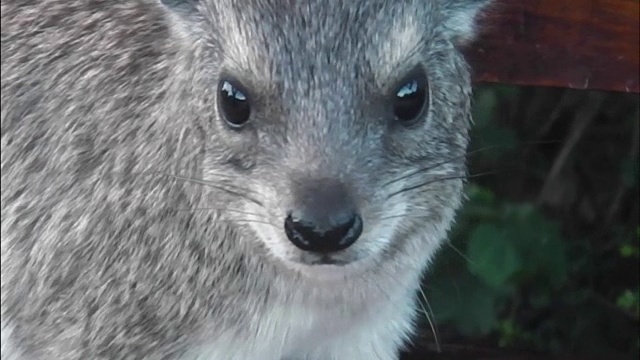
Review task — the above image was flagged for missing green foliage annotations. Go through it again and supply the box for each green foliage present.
[471,87,518,161]
[467,223,523,289]
[427,185,569,348]
[423,85,639,357]
[616,289,639,318]
[428,270,500,336]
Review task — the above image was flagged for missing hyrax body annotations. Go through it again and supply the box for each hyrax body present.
[1,0,489,359]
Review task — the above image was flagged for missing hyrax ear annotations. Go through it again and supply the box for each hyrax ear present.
[439,0,492,46]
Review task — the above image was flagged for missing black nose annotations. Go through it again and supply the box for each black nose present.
[284,180,363,253]
[284,212,363,253]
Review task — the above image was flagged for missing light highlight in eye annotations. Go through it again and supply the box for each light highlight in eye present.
[392,67,429,125]
[218,79,251,128]
[396,80,419,98]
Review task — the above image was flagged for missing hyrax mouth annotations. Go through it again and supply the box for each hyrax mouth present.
[309,256,349,266]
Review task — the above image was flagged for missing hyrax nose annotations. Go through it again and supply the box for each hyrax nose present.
[284,181,363,253]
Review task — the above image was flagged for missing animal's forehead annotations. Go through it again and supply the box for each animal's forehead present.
[208,0,430,90]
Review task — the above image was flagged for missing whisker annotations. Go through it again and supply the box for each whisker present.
[374,214,429,223]
[370,220,473,267]
[445,241,474,266]
[172,208,280,228]
[386,171,497,200]
[173,208,267,217]
[382,140,566,191]
[381,145,500,189]
[417,285,441,353]
[154,172,265,207]
[360,257,441,352]
[213,218,280,229]
[382,156,465,189]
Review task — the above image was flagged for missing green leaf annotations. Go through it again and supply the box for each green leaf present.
[466,184,497,205]
[467,224,523,288]
[504,206,568,287]
[620,243,639,258]
[616,289,640,317]
[427,271,500,336]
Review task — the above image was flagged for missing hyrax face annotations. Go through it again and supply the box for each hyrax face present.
[180,0,482,277]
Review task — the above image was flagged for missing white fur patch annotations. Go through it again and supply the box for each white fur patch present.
[213,11,270,85]
[1,322,22,360]
[361,196,408,257]
[443,7,482,44]
[180,269,419,360]
[371,15,423,89]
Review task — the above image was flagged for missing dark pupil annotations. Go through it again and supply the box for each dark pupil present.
[220,80,250,127]
[393,79,426,122]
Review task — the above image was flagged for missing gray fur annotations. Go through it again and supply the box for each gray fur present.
[1,0,490,359]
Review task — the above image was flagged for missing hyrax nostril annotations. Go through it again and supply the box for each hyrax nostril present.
[284,212,363,253]
[284,179,363,253]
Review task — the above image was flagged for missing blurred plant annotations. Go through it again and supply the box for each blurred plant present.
[419,85,640,357]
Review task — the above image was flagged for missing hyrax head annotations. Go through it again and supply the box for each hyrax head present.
[161,0,489,273]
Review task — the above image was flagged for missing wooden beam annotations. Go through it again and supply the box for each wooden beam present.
[464,0,640,93]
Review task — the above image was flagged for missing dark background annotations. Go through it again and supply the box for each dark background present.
[404,84,639,359]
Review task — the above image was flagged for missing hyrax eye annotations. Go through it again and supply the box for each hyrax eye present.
[218,79,251,129]
[392,67,429,125]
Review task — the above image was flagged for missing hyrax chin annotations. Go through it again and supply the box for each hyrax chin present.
[1,0,490,359]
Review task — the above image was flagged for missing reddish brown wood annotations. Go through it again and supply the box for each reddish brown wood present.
[464,0,640,93]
